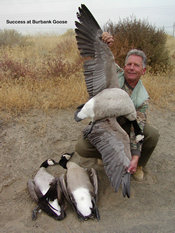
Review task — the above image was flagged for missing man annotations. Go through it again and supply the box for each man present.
[75,32,159,181]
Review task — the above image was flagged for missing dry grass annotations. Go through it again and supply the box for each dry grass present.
[0,31,174,115]
[142,35,175,111]
[0,74,88,114]
[142,72,175,111]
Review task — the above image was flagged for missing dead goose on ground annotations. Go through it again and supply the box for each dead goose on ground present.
[27,159,66,220]
[58,152,100,221]
[74,4,143,143]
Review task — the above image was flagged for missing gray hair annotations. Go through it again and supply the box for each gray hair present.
[125,49,147,68]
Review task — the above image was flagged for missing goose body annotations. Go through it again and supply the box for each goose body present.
[27,159,65,220]
[73,4,145,196]
[74,4,143,142]
[75,88,136,122]
[59,153,100,220]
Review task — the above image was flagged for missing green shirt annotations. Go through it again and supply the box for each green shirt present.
[116,65,149,156]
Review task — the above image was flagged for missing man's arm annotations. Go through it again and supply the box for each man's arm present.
[127,100,149,173]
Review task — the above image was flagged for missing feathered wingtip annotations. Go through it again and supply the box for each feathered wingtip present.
[75,4,103,58]
[121,171,131,198]
[76,4,101,29]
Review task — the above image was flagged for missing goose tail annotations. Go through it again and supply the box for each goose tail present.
[121,171,131,198]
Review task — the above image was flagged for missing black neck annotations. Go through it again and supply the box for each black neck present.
[59,158,68,169]
[40,160,49,168]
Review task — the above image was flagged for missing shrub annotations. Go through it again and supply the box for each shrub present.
[0,29,29,47]
[44,33,83,78]
[104,17,171,73]
[44,55,82,78]
[0,54,36,80]
[0,30,83,80]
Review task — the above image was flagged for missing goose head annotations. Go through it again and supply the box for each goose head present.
[40,159,57,168]
[58,152,74,169]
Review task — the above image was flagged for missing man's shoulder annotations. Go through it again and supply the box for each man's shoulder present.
[116,65,125,88]
[131,80,149,108]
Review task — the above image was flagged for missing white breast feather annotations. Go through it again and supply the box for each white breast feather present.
[72,187,92,216]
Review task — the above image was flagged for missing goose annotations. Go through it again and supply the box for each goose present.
[73,4,143,197]
[27,159,66,220]
[74,4,143,143]
[58,152,100,221]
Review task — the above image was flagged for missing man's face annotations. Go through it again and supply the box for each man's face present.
[124,55,146,84]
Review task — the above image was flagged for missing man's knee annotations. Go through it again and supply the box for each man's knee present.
[139,124,159,166]
[75,138,88,158]
[75,135,101,159]
[143,124,160,148]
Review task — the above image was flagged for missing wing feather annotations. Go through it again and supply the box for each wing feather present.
[75,4,119,98]
[59,174,71,205]
[77,5,101,30]
[86,117,131,196]
[87,168,98,199]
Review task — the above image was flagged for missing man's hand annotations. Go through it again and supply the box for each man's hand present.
[127,155,139,174]
[102,32,114,47]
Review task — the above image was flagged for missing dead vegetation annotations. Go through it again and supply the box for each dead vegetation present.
[0,29,174,115]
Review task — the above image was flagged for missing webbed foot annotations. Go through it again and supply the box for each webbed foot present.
[32,206,41,220]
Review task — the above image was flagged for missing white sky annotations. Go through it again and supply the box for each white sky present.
[0,0,174,35]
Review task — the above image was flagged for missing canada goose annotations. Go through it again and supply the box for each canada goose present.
[74,4,141,196]
[58,152,100,221]
[74,4,143,143]
[27,159,66,220]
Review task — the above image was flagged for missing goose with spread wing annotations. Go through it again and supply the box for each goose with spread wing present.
[74,4,143,143]
[73,4,145,197]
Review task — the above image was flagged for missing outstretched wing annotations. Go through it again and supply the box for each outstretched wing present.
[86,117,131,197]
[75,4,119,98]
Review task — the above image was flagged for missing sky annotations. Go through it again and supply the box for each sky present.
[0,0,174,35]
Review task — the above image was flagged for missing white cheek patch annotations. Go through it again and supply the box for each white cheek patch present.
[63,154,71,160]
[72,187,92,217]
[47,159,54,166]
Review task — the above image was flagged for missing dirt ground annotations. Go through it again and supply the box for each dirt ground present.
[0,105,175,233]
